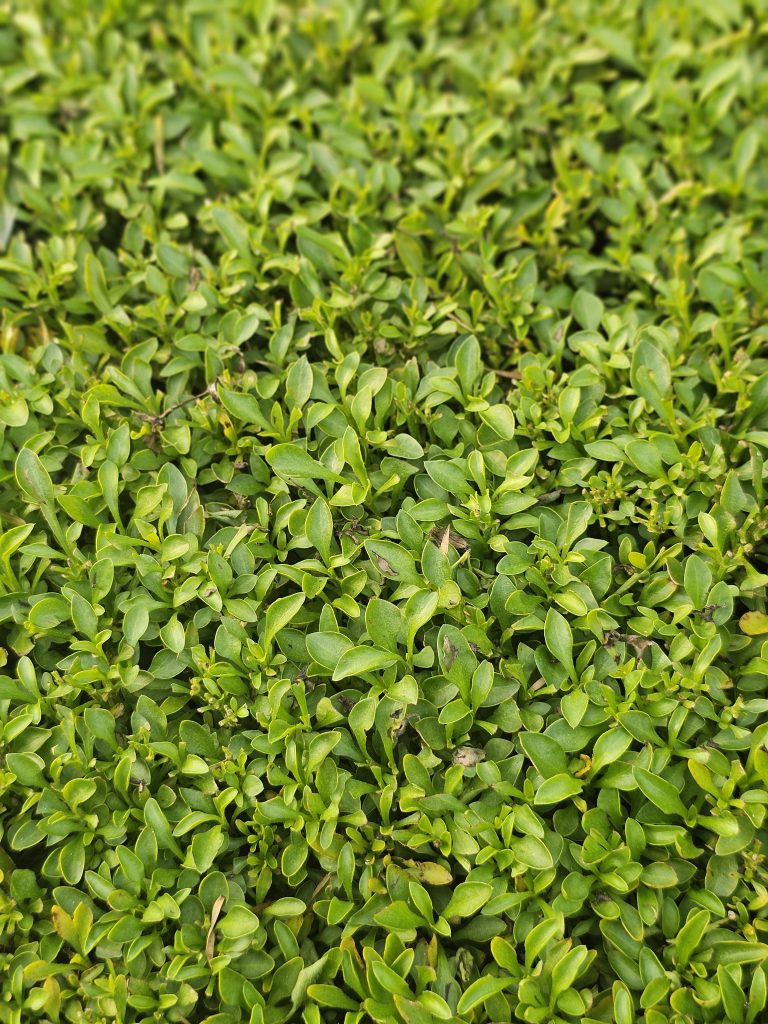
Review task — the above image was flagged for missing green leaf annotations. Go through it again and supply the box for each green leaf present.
[626,439,664,478]
[514,835,554,870]
[525,916,563,966]
[404,589,439,654]
[332,646,399,681]
[365,598,404,652]
[219,387,270,427]
[84,253,112,315]
[15,448,55,506]
[740,612,768,636]
[265,593,306,646]
[365,540,420,584]
[394,232,425,277]
[544,608,573,670]
[590,728,632,774]
[7,752,46,787]
[711,942,768,966]
[15,448,71,553]
[57,494,104,528]
[143,798,184,858]
[374,901,425,932]
[455,335,482,394]
[630,338,672,414]
[210,205,251,257]
[160,615,185,653]
[572,289,604,331]
[444,881,493,919]
[684,555,713,609]
[456,976,511,1015]
[71,593,98,638]
[124,605,150,647]
[480,404,516,439]
[381,434,425,459]
[612,981,635,1024]
[263,897,306,917]
[307,985,359,1011]
[675,909,710,968]
[633,767,688,819]
[267,443,343,483]
[285,356,314,410]
[561,689,589,728]
[534,773,583,806]
[520,733,567,778]
[305,496,333,563]
[219,903,260,938]
[551,945,591,996]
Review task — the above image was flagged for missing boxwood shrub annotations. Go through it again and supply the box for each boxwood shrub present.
[1,2,768,1023]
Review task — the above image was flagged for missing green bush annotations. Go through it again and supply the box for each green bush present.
[1,1,768,1022]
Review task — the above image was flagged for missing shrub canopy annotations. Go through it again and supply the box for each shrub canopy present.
[1,2,768,1023]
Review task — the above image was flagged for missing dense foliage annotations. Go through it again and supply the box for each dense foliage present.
[2,1,768,1022]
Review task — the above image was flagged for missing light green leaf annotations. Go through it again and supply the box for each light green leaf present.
[456,976,511,1015]
[15,448,55,506]
[520,733,567,778]
[444,881,493,919]
[633,767,688,819]
[534,773,583,806]
[265,593,306,646]
[267,443,343,483]
[332,646,399,681]
[305,496,333,563]
[544,607,573,669]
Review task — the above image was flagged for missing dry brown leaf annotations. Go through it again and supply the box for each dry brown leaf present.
[401,860,453,885]
[376,555,394,575]
[429,526,470,552]
[205,894,226,963]
[442,635,458,669]
[453,746,486,767]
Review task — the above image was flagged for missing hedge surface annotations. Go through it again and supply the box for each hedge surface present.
[1,2,768,1023]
